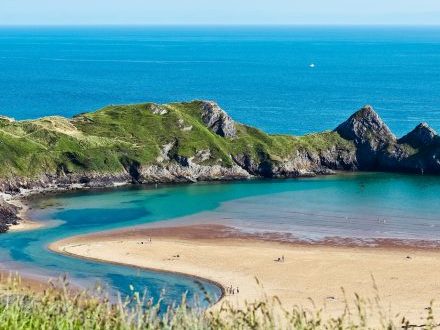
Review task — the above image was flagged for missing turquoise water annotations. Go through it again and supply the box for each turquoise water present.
[1,26,440,136]
[2,173,440,305]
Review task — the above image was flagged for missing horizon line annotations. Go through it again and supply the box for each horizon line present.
[1,23,440,28]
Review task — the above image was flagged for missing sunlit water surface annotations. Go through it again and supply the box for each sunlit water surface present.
[2,173,440,305]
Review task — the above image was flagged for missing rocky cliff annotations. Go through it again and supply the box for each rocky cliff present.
[336,106,440,174]
[0,100,438,232]
[0,198,19,233]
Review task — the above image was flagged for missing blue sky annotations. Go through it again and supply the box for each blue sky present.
[1,0,440,25]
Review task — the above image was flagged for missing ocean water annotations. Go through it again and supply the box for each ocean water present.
[0,26,440,136]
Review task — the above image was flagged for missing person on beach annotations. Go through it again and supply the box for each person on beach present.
[282,255,285,262]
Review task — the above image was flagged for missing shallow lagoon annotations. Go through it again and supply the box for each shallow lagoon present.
[2,172,440,305]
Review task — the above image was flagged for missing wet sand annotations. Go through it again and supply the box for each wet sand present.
[51,224,440,321]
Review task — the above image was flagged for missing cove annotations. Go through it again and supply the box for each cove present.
[2,172,440,306]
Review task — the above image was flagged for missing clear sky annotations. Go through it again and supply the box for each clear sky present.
[1,0,440,26]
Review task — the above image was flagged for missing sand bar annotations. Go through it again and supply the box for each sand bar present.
[51,224,440,322]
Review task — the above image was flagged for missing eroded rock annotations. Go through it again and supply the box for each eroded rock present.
[0,198,20,233]
[335,105,395,149]
[398,123,438,148]
[200,101,237,138]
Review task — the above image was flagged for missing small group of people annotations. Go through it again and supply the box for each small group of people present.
[139,237,152,245]
[275,255,285,262]
[226,285,239,295]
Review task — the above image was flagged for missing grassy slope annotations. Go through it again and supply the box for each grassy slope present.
[0,101,354,179]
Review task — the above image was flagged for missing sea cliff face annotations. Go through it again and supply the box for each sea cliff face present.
[0,100,437,232]
[336,105,440,173]
[0,198,19,233]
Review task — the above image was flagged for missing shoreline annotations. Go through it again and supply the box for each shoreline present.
[54,219,440,251]
[1,179,135,233]
[1,171,356,233]
[6,197,45,232]
[1,169,438,235]
[50,223,440,320]
[50,240,226,304]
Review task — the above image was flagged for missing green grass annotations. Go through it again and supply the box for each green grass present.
[0,101,355,179]
[0,276,437,330]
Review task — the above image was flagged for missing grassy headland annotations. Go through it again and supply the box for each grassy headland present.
[0,101,354,181]
[0,100,358,232]
[1,100,439,234]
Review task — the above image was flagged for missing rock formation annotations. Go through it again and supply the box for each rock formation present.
[1,100,440,232]
[398,123,438,148]
[0,198,19,233]
[335,105,396,169]
[200,101,237,138]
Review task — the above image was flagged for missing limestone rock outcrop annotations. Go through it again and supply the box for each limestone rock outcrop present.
[335,105,395,169]
[200,101,237,138]
[398,123,438,148]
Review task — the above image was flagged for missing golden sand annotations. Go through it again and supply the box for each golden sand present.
[50,224,440,321]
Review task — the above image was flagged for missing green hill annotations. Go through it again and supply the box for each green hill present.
[2,100,440,232]
[0,100,355,188]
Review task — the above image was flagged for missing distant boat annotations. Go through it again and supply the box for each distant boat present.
[309,63,316,68]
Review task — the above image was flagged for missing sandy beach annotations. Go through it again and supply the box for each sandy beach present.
[2,196,45,232]
[8,219,44,232]
[51,224,440,322]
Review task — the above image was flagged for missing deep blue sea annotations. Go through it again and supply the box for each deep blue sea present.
[0,26,440,136]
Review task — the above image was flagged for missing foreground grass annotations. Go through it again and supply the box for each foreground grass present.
[0,277,438,330]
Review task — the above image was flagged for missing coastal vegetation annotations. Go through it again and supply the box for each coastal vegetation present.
[1,100,440,232]
[0,276,437,330]
[0,100,354,181]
